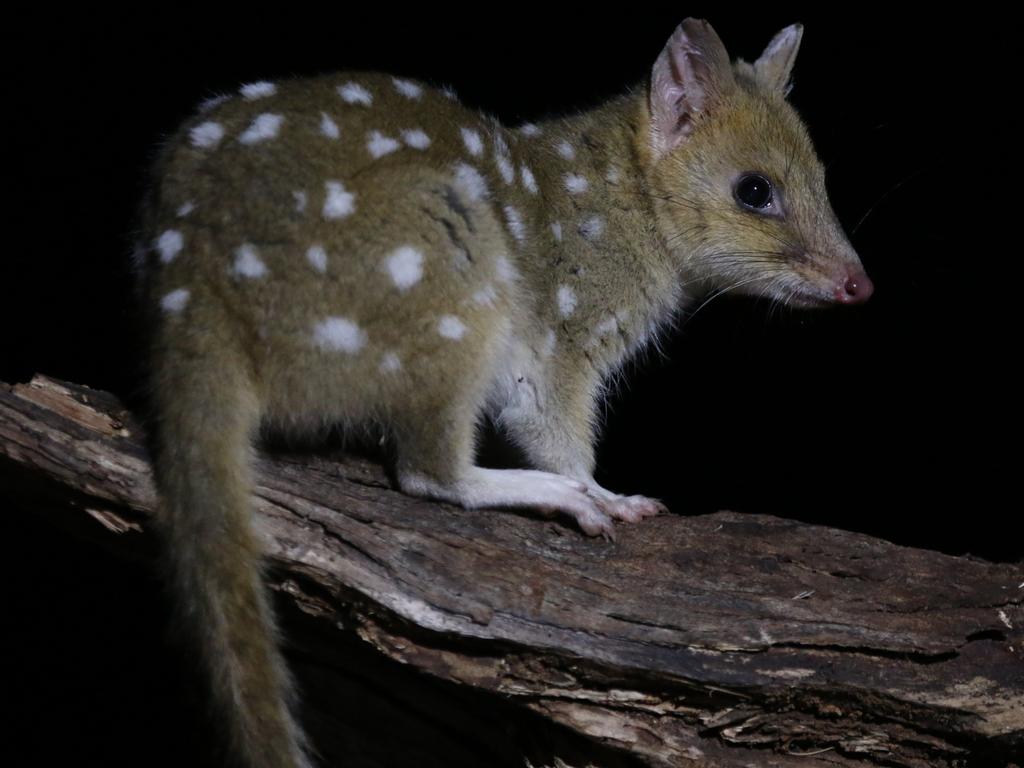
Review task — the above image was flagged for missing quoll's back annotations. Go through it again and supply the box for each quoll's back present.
[142,75,528,426]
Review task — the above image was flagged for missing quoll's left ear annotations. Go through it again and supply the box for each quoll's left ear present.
[754,24,804,95]
[649,18,736,160]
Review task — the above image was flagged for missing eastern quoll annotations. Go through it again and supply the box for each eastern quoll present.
[136,18,872,767]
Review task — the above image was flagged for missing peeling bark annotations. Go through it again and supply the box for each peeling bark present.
[2,376,1022,767]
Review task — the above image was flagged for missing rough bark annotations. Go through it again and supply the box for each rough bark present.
[1,375,1021,767]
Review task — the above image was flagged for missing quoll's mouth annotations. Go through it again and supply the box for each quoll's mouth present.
[786,292,837,309]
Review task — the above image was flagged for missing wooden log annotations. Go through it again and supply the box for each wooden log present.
[1,375,1021,767]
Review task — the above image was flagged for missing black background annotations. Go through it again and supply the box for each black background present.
[3,8,1015,767]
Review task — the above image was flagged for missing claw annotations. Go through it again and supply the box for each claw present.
[594,494,667,523]
[574,506,616,538]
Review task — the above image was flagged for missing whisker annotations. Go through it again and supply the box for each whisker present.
[653,192,803,254]
[851,168,923,236]
[725,217,801,252]
[680,274,776,326]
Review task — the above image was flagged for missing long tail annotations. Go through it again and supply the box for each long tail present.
[150,347,311,768]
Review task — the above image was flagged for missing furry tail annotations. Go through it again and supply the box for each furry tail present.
[150,347,311,768]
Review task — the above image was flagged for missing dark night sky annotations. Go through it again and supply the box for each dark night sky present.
[2,9,1016,766]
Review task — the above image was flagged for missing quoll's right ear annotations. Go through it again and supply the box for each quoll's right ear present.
[649,18,736,160]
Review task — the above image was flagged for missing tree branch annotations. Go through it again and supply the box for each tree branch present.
[2,375,1021,767]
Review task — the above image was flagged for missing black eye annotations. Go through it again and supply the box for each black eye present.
[734,173,774,210]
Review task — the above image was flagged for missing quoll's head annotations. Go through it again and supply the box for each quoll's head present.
[646,19,873,307]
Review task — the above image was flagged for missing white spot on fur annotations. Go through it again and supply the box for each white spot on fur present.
[496,156,514,185]
[402,129,431,149]
[367,130,401,158]
[472,284,498,307]
[306,245,328,273]
[606,165,621,184]
[339,82,372,105]
[541,328,556,357]
[197,94,230,113]
[176,202,195,218]
[293,190,307,213]
[495,255,518,283]
[556,139,576,160]
[579,214,605,240]
[557,285,577,317]
[520,165,538,194]
[504,205,526,243]
[160,288,190,313]
[393,78,422,99]
[452,163,489,202]
[564,173,589,194]
[313,317,366,353]
[155,230,184,263]
[494,134,514,184]
[384,246,424,291]
[240,81,276,100]
[322,181,355,219]
[441,85,459,101]
[594,315,618,337]
[320,113,340,139]
[190,121,224,148]
[239,113,283,144]
[438,315,466,340]
[551,221,563,242]
[519,123,541,137]
[233,244,267,278]
[460,127,484,157]
[379,352,402,373]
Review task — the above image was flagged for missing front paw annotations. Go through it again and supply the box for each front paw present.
[594,493,668,523]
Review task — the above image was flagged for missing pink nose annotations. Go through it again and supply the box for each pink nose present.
[835,270,874,304]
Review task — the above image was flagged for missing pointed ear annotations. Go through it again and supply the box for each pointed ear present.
[649,18,736,159]
[753,24,803,94]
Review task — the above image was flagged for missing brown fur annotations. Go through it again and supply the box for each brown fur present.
[138,19,869,767]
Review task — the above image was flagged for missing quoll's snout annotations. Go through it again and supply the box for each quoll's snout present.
[836,269,874,305]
